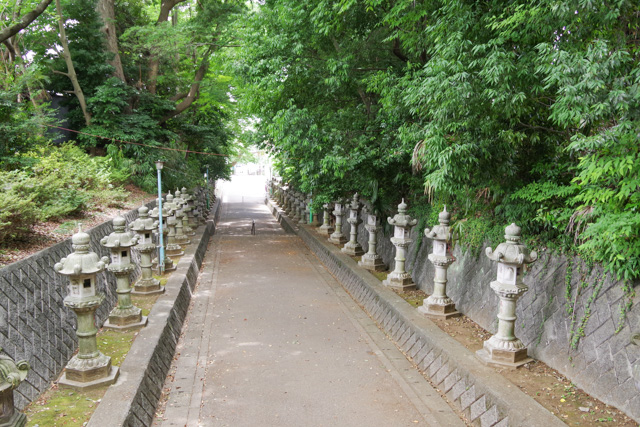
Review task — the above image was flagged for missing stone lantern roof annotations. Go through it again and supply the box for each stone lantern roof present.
[100,217,139,250]
[425,206,453,241]
[130,207,157,233]
[54,226,109,276]
[485,223,538,265]
[388,199,418,229]
[0,348,29,393]
[151,198,173,219]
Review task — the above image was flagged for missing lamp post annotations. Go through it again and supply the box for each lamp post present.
[155,161,165,274]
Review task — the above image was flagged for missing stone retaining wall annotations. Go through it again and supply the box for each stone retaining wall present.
[88,197,221,427]
[277,198,639,422]
[0,201,154,408]
[348,220,640,422]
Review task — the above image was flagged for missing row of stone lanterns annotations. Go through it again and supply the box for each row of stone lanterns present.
[50,186,210,393]
[270,181,539,369]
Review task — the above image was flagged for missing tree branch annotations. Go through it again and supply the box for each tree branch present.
[0,0,53,44]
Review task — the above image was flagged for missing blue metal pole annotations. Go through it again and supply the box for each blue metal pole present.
[157,168,165,273]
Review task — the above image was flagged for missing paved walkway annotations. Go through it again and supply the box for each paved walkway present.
[154,176,464,427]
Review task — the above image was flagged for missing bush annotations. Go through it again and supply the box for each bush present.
[0,171,38,241]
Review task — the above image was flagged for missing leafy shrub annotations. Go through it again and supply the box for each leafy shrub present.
[0,171,38,241]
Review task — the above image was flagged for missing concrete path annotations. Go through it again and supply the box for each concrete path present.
[154,176,464,427]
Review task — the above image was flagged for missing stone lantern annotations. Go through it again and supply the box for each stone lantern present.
[383,199,418,292]
[298,194,308,225]
[181,187,197,227]
[54,226,119,389]
[131,207,164,295]
[328,200,348,245]
[282,187,290,214]
[0,348,29,426]
[150,198,176,272]
[417,207,460,319]
[292,193,302,223]
[101,217,147,329]
[174,189,194,237]
[174,209,191,247]
[342,193,364,256]
[285,188,294,216]
[165,216,185,262]
[317,203,334,236]
[358,206,385,271]
[477,223,537,368]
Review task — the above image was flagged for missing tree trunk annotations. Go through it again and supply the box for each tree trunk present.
[148,0,186,94]
[96,0,126,82]
[158,48,212,124]
[0,0,53,44]
[55,0,91,126]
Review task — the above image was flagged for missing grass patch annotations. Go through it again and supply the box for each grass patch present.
[53,221,77,235]
[370,271,388,282]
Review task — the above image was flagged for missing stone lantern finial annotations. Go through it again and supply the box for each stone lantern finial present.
[418,206,459,319]
[0,347,29,426]
[55,226,119,390]
[101,217,147,330]
[383,199,418,292]
[477,223,537,368]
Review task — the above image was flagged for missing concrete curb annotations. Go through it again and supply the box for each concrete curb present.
[266,198,564,427]
[87,198,221,427]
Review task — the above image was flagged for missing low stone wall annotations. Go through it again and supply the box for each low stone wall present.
[0,201,154,408]
[88,197,221,427]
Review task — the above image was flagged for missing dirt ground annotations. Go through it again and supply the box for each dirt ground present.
[394,288,637,426]
[0,185,154,268]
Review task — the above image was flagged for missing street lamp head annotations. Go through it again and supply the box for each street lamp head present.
[155,161,165,171]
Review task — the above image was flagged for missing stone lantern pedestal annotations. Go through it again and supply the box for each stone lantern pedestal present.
[358,207,385,271]
[328,200,348,245]
[131,207,164,296]
[0,348,29,427]
[383,199,418,292]
[101,217,147,330]
[417,207,459,319]
[55,226,119,390]
[317,204,334,236]
[477,223,537,368]
[342,193,364,256]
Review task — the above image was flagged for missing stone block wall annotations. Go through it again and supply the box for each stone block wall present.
[348,219,640,421]
[0,201,154,409]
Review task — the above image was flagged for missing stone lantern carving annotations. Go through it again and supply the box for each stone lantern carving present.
[151,198,176,272]
[417,207,459,318]
[477,223,537,368]
[328,200,348,245]
[101,217,147,329]
[0,348,29,426]
[358,206,385,271]
[131,207,164,295]
[317,203,334,236]
[383,199,418,291]
[342,193,364,256]
[54,226,119,389]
